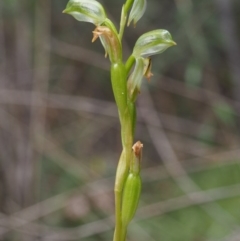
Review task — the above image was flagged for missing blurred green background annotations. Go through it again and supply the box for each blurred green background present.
[1,0,240,240]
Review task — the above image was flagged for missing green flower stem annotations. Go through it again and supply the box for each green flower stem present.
[124,0,134,13]
[113,190,122,241]
[114,150,126,241]
[121,110,133,148]
[113,130,133,241]
[125,55,135,75]
[119,6,127,41]
[117,114,133,240]
[111,60,134,241]
[128,101,137,136]
[110,62,127,120]
[119,0,134,40]
[120,227,127,241]
[111,58,137,241]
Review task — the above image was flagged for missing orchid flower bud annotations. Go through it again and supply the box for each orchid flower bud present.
[128,0,147,27]
[127,57,144,101]
[121,141,143,227]
[133,29,176,58]
[92,26,122,63]
[130,141,143,174]
[63,0,107,26]
[127,57,152,101]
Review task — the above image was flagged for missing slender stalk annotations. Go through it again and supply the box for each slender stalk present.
[113,151,126,241]
[113,189,122,241]
[119,0,134,40]
[120,227,127,241]
[114,111,133,241]
[119,6,127,41]
[125,55,136,75]
[114,3,135,235]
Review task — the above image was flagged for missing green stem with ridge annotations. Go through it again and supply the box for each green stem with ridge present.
[113,110,133,241]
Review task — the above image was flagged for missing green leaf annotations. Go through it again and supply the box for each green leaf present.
[128,0,147,26]
[133,29,176,58]
[63,0,107,25]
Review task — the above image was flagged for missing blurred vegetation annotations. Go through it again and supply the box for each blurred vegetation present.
[0,0,240,241]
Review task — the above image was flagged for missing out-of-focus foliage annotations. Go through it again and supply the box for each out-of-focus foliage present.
[0,0,240,241]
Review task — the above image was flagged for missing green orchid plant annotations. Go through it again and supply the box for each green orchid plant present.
[63,0,176,240]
